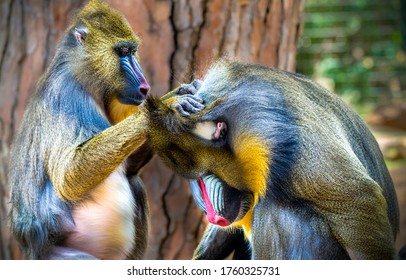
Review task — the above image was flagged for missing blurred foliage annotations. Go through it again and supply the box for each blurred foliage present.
[386,158,406,169]
[297,0,406,110]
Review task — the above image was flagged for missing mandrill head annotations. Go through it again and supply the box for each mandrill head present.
[145,60,298,233]
[62,0,150,123]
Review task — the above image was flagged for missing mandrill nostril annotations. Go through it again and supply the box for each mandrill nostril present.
[139,85,150,97]
[213,216,230,227]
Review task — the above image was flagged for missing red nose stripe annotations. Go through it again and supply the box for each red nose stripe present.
[198,178,229,227]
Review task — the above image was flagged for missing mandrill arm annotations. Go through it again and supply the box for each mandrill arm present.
[48,94,202,203]
[48,110,149,202]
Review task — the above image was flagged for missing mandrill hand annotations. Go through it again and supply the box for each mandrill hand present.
[172,79,205,117]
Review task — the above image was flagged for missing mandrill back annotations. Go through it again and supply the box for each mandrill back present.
[146,60,399,259]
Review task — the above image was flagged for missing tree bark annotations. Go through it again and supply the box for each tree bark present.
[0,0,304,260]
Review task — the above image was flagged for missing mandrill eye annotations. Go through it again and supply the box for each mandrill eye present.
[114,46,130,58]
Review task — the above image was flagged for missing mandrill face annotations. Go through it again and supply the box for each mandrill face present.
[189,175,253,227]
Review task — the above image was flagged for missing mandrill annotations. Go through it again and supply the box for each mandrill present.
[8,0,202,260]
[145,60,400,260]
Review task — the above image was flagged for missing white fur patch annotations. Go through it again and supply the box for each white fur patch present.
[66,166,136,259]
[192,121,217,140]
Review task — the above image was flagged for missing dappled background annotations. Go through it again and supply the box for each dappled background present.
[296,0,406,251]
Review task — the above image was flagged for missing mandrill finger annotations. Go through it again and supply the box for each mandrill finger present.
[187,94,204,105]
[179,84,198,96]
[181,98,203,114]
[186,97,205,109]
[178,79,203,96]
[179,87,192,95]
[174,103,191,117]
[191,79,203,91]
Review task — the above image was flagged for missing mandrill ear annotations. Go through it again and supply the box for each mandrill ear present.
[74,25,88,46]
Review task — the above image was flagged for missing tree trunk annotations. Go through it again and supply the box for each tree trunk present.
[0,0,304,260]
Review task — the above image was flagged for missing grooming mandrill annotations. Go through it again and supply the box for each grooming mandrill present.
[146,60,400,259]
[8,0,202,260]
